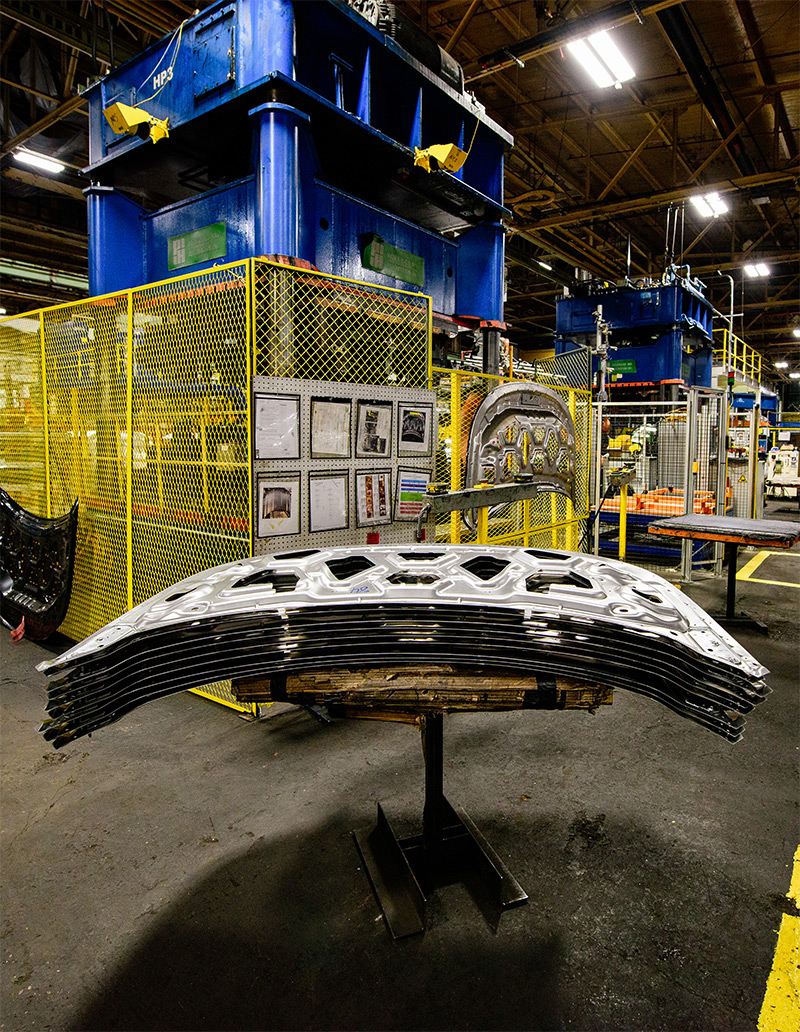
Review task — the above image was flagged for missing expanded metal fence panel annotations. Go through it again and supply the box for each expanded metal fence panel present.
[130,265,251,605]
[252,260,430,388]
[0,315,47,515]
[42,296,129,639]
[2,267,255,715]
[433,359,591,548]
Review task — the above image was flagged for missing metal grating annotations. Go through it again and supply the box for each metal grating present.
[432,353,591,548]
[252,259,430,387]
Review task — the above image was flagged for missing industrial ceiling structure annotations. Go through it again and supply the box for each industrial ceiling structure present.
[1,0,798,386]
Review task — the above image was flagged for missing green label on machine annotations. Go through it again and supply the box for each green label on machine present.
[168,222,227,270]
[362,235,425,288]
[608,359,637,373]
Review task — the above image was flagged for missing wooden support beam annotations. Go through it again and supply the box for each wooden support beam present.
[0,92,87,156]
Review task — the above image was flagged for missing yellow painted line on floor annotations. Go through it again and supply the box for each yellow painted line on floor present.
[737,550,800,589]
[758,844,800,1032]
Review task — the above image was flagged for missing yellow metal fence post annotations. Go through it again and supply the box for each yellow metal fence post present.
[566,389,577,549]
[476,505,489,544]
[38,312,52,517]
[246,258,255,558]
[126,292,134,611]
[619,484,628,561]
[450,371,462,544]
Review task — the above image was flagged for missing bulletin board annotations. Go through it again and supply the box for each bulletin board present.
[251,377,436,554]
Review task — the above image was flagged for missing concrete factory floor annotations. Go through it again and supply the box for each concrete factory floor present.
[2,503,798,1032]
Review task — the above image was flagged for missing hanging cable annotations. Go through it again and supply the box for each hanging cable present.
[136,20,186,103]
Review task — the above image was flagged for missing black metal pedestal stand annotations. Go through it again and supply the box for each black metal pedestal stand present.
[352,713,529,939]
[719,542,767,633]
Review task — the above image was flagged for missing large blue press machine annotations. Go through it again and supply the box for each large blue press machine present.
[83,0,512,332]
[554,274,715,389]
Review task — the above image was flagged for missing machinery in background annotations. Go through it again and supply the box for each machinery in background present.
[84,0,512,368]
[766,432,800,501]
[554,269,714,395]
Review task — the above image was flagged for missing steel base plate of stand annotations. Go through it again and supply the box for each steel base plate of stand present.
[352,714,528,939]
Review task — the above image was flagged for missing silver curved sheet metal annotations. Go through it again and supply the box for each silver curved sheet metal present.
[38,545,769,747]
[464,381,577,502]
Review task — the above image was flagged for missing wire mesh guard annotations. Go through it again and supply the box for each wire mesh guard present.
[1,261,433,712]
[253,260,430,387]
[433,358,591,549]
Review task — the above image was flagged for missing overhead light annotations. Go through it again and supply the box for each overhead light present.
[0,307,6,315]
[14,150,65,174]
[537,260,553,271]
[567,31,634,89]
[775,361,788,368]
[690,192,728,218]
[792,327,800,339]
[744,263,769,277]
[790,372,800,379]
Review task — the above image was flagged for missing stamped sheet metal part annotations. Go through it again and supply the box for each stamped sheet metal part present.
[38,546,770,747]
[0,488,79,641]
[464,382,578,502]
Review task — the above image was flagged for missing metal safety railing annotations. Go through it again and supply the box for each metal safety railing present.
[713,327,762,384]
[1,258,432,714]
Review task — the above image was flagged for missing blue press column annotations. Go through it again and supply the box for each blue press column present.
[249,102,317,263]
[455,222,506,322]
[84,186,146,295]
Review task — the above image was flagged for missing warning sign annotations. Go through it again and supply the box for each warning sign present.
[739,474,747,482]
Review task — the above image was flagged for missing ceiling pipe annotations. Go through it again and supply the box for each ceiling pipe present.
[467,0,685,83]
[656,5,756,177]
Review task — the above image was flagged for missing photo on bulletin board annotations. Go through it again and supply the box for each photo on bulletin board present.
[257,474,301,538]
[309,472,349,533]
[398,402,433,456]
[310,397,351,459]
[395,467,432,521]
[254,393,300,460]
[355,469,392,526]
[355,401,393,459]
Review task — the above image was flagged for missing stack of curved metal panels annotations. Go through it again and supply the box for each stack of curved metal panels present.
[38,546,769,747]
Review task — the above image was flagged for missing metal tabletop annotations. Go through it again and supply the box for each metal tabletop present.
[647,514,800,548]
[647,515,799,627]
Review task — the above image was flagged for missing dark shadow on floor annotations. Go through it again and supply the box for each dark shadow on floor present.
[69,808,775,1032]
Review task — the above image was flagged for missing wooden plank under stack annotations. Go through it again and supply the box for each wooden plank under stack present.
[232,666,613,723]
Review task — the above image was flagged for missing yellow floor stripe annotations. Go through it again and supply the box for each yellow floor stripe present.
[758,844,800,1032]
[738,551,800,589]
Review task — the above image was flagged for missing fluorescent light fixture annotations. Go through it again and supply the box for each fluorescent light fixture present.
[775,361,788,368]
[790,371,800,379]
[587,31,635,84]
[14,150,65,174]
[744,263,769,277]
[792,327,800,339]
[537,260,553,271]
[567,30,634,89]
[690,192,728,218]
[566,38,614,88]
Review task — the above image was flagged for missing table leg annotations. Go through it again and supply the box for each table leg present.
[718,540,767,634]
[725,542,738,620]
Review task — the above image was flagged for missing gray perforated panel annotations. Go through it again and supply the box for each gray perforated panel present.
[252,377,436,554]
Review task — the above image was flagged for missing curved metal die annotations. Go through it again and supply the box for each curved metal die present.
[0,489,79,641]
[464,381,577,501]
